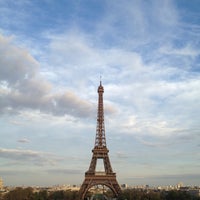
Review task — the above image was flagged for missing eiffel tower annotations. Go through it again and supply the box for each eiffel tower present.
[79,81,121,200]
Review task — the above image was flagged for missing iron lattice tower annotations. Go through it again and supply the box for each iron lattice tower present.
[79,81,121,200]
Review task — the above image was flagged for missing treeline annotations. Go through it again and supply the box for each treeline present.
[1,187,200,200]
[0,187,78,200]
[118,189,200,200]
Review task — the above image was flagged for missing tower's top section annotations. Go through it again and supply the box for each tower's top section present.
[98,80,104,93]
[94,81,106,148]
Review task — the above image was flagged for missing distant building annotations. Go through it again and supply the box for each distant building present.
[0,178,3,190]
[121,184,128,189]
[176,182,184,189]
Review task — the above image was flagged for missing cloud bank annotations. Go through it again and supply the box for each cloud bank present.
[0,35,96,118]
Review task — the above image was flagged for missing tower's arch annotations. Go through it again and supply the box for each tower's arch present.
[81,181,120,200]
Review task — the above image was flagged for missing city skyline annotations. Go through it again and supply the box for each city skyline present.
[0,0,200,187]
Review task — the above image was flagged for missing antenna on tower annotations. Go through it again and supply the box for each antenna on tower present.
[100,75,102,85]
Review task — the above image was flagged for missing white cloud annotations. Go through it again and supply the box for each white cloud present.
[46,169,82,175]
[0,148,60,166]
[0,35,38,84]
[17,138,30,143]
[0,34,114,118]
[1,30,199,140]
[160,44,199,58]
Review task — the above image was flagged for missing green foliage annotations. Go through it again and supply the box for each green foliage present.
[48,190,64,200]
[118,189,161,200]
[165,190,200,200]
[47,190,78,200]
[2,187,200,200]
[2,188,78,200]
[32,190,48,200]
[4,187,33,200]
[118,189,200,200]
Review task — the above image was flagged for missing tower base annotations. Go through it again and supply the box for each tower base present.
[79,173,121,200]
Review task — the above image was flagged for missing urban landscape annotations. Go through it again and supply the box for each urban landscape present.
[0,1,200,200]
[1,177,200,199]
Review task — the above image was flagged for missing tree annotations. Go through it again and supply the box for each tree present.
[31,190,48,200]
[4,187,34,200]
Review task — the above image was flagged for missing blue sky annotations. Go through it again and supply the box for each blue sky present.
[0,0,200,187]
